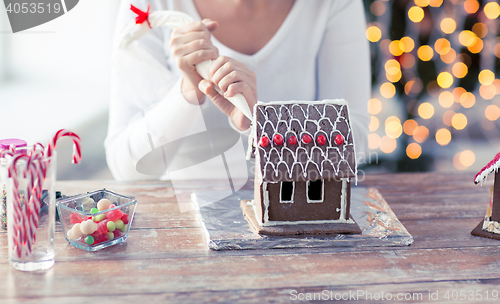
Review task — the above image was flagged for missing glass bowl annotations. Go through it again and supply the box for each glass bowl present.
[56,189,137,251]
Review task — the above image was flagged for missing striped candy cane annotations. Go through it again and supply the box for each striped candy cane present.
[0,147,14,159]
[8,154,29,258]
[46,129,82,164]
[8,152,47,257]
[27,158,46,245]
[23,149,48,255]
[7,130,81,258]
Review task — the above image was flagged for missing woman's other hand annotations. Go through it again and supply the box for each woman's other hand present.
[198,56,257,131]
[169,19,219,103]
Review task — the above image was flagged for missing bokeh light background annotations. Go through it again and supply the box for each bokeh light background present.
[362,0,500,173]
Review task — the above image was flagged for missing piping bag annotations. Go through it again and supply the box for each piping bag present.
[117,4,253,120]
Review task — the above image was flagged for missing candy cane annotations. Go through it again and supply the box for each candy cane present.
[22,154,47,255]
[8,153,46,257]
[0,146,14,159]
[24,180,41,254]
[7,130,81,258]
[27,159,46,245]
[8,154,29,258]
[46,129,82,164]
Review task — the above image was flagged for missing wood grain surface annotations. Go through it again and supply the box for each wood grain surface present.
[1,172,500,303]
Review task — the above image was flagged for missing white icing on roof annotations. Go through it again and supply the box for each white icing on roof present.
[475,152,500,185]
[247,99,357,182]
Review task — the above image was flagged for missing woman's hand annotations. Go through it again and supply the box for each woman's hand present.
[169,19,219,103]
[198,56,257,131]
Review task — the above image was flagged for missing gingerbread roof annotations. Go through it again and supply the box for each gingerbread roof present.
[247,100,357,182]
[474,152,500,185]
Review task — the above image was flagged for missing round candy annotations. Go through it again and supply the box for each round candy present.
[107,232,114,240]
[114,219,124,230]
[273,134,283,145]
[260,136,269,148]
[288,136,297,145]
[107,221,116,232]
[67,229,76,240]
[335,134,344,145]
[90,208,99,214]
[84,235,95,245]
[302,134,312,144]
[97,198,112,211]
[317,135,326,145]
[113,229,122,238]
[71,223,85,238]
[80,219,98,235]
[119,224,128,233]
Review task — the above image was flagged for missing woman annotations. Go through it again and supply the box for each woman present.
[106,0,370,181]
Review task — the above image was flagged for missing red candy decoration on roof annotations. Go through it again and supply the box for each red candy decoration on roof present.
[288,136,297,145]
[273,134,283,145]
[260,136,269,147]
[302,134,312,144]
[317,135,326,145]
[335,134,344,145]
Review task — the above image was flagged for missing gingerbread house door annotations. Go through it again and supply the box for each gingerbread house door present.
[265,180,345,222]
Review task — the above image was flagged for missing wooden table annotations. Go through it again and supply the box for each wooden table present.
[2,172,500,303]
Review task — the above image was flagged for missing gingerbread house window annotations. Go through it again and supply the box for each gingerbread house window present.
[280,182,294,203]
[307,180,324,203]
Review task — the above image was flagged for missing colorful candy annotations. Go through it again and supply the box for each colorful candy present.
[70,213,83,224]
[106,221,116,232]
[84,235,94,245]
[106,208,125,222]
[66,198,130,247]
[121,214,129,225]
[80,219,98,235]
[114,219,124,230]
[93,213,106,222]
[97,220,109,234]
[97,198,112,210]
[71,223,85,238]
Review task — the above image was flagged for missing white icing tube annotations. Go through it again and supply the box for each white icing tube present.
[118,9,253,120]
[195,61,253,120]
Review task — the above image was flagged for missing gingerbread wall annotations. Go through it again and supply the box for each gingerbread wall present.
[492,171,500,222]
[264,179,350,222]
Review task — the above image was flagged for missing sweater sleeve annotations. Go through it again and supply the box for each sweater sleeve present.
[317,0,370,158]
[105,0,204,181]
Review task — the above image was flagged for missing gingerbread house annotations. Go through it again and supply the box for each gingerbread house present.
[471,152,500,240]
[243,100,361,235]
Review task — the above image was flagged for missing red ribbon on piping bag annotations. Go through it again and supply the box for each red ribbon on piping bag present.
[130,4,152,28]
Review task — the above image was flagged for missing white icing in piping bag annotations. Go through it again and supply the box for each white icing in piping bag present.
[117,7,253,120]
[195,60,253,119]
